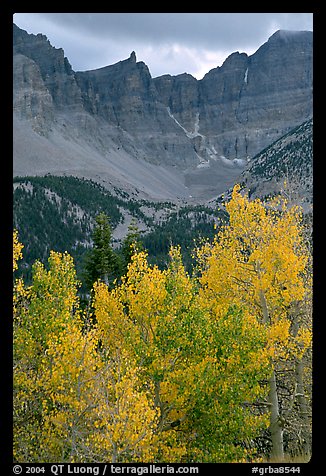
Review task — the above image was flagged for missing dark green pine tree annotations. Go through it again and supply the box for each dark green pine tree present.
[120,218,144,276]
[83,212,120,289]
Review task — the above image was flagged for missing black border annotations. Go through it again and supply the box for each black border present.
[3,5,322,474]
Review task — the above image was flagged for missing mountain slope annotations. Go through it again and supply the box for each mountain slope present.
[223,118,312,211]
[155,30,313,162]
[13,175,224,285]
[13,24,313,200]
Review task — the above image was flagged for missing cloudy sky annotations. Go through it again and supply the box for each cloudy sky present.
[13,13,313,79]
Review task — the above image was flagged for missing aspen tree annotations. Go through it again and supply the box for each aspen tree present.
[14,197,311,462]
[13,230,23,272]
[14,236,157,462]
[93,247,270,462]
[13,246,80,461]
[196,184,312,460]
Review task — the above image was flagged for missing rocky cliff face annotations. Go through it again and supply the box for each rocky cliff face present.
[13,24,313,200]
[75,53,198,167]
[13,24,82,110]
[155,30,313,162]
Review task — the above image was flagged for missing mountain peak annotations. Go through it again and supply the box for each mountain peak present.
[13,23,313,201]
[268,29,312,43]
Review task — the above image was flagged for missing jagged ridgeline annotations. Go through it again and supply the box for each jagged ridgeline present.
[13,175,225,284]
[13,24,312,200]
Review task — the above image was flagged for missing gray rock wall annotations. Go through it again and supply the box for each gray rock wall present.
[13,24,313,199]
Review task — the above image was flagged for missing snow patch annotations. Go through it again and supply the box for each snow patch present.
[220,155,246,168]
[167,108,204,139]
[233,158,247,166]
[244,67,248,84]
[192,112,204,138]
[196,161,210,169]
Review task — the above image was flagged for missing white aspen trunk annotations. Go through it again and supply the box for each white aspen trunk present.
[258,286,284,460]
[268,369,284,461]
[291,303,311,457]
[112,442,117,463]
[294,357,311,457]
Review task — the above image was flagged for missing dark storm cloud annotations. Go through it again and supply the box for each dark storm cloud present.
[13,13,313,78]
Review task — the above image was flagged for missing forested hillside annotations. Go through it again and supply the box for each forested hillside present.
[13,175,225,286]
[240,118,313,210]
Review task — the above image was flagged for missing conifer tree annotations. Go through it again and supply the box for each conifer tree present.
[83,212,119,288]
[120,218,143,276]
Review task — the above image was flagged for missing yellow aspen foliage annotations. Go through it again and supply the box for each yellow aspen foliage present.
[13,230,23,271]
[87,350,159,463]
[92,245,270,462]
[38,321,99,462]
[93,281,134,355]
[13,231,29,318]
[14,251,81,462]
[37,319,159,463]
[165,246,193,312]
[197,184,311,360]
[13,187,312,464]
[119,251,168,344]
[195,184,312,460]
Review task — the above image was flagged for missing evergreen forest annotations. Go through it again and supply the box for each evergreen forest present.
[13,175,224,289]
